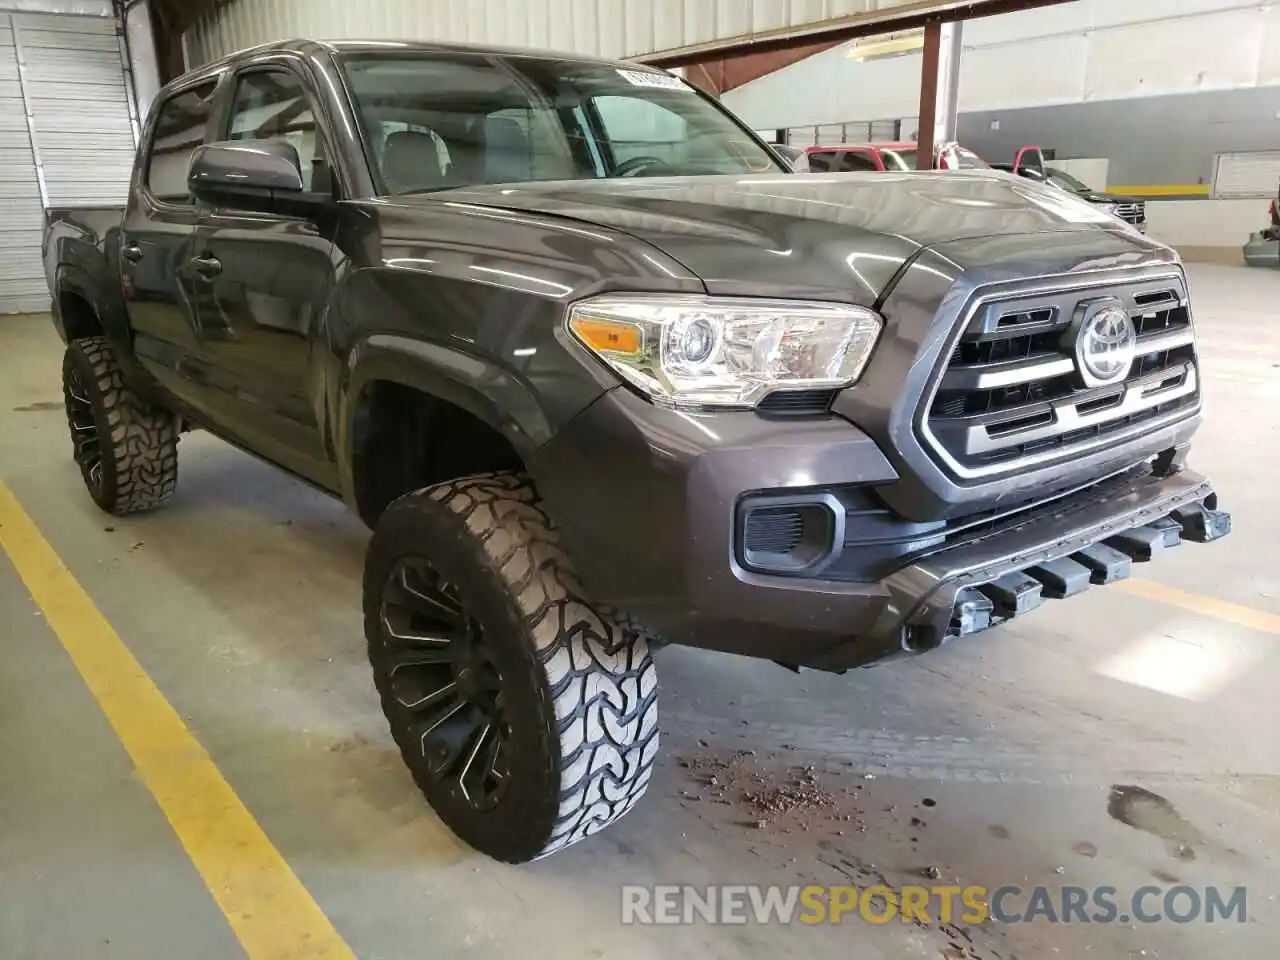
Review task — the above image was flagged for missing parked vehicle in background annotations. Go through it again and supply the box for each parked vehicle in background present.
[44,38,1230,866]
[770,142,805,168]
[993,147,1146,232]
[1242,185,1280,267]
[798,140,990,173]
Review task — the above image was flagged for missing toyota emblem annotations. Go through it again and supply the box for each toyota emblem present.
[1072,299,1136,387]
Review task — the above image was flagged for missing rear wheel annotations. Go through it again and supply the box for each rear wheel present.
[364,472,659,863]
[62,336,178,515]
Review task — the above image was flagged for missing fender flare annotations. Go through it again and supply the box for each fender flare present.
[53,262,131,349]
[336,332,554,509]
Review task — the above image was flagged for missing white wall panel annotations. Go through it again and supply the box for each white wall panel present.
[1084,6,1264,101]
[725,0,1280,130]
[959,35,1089,111]
[1251,4,1280,86]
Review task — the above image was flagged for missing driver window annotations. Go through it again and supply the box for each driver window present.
[227,70,331,195]
[592,95,687,168]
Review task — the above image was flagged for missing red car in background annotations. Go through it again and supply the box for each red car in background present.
[797,140,990,173]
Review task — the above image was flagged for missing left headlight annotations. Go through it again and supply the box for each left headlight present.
[566,294,882,408]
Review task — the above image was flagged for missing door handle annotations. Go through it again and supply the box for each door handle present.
[122,243,142,263]
[191,254,222,278]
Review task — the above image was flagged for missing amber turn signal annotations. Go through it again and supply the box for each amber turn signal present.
[569,315,643,356]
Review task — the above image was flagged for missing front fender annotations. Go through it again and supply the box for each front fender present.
[336,332,563,510]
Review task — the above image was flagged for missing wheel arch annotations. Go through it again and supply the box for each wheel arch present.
[52,265,106,341]
[340,334,553,526]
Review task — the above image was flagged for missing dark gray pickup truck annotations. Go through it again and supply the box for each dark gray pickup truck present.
[43,38,1230,863]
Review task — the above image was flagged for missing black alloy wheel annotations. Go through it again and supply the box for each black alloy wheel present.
[378,556,511,810]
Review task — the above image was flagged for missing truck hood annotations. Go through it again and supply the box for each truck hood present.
[420,171,1136,304]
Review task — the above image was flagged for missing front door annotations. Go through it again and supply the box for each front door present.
[189,66,340,489]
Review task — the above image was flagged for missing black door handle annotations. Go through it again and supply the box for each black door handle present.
[191,254,222,278]
[122,243,142,263]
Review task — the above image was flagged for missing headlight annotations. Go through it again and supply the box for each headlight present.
[567,294,882,407]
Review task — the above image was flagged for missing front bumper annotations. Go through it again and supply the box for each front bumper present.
[810,464,1228,670]
[532,387,1230,673]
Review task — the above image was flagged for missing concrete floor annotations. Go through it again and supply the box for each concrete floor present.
[2,264,1279,959]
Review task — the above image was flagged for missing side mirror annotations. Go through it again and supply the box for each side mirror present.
[188,139,324,214]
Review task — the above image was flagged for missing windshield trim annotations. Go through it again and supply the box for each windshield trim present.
[334,49,789,197]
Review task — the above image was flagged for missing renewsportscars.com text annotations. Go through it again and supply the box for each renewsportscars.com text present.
[620,884,1248,926]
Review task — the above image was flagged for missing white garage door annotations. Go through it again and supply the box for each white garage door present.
[0,14,46,313]
[16,13,136,205]
[0,12,136,314]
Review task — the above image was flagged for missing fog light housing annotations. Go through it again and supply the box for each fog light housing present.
[737,494,844,575]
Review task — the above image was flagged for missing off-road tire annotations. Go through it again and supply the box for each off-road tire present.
[364,471,659,863]
[62,336,178,515]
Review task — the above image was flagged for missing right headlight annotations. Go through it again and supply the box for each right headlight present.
[566,294,882,408]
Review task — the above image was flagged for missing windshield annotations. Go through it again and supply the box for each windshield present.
[340,53,784,194]
[1047,168,1091,191]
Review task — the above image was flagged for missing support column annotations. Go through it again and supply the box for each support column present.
[915,20,963,170]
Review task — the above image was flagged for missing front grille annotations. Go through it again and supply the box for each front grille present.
[1113,201,1145,224]
[922,275,1200,478]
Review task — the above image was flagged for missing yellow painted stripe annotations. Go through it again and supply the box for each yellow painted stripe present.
[0,483,355,960]
[1118,579,1280,637]
[1108,184,1211,197]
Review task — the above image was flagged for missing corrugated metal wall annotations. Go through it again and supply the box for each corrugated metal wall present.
[185,0,944,67]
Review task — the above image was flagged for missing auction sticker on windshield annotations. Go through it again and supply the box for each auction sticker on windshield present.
[616,68,690,90]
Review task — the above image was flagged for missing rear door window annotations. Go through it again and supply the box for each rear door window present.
[145,80,218,204]
[835,150,879,172]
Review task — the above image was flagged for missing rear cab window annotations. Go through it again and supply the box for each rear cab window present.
[145,80,218,204]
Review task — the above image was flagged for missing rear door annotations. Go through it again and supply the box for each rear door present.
[188,60,340,487]
[120,77,221,415]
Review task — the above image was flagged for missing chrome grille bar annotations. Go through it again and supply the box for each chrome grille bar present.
[964,365,1197,458]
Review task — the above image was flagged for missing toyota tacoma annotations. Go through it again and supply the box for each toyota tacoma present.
[43,39,1230,864]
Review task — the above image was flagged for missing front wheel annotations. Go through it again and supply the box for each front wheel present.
[363,472,659,863]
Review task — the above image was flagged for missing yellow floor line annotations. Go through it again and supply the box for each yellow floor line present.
[0,482,355,960]
[1118,578,1280,637]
